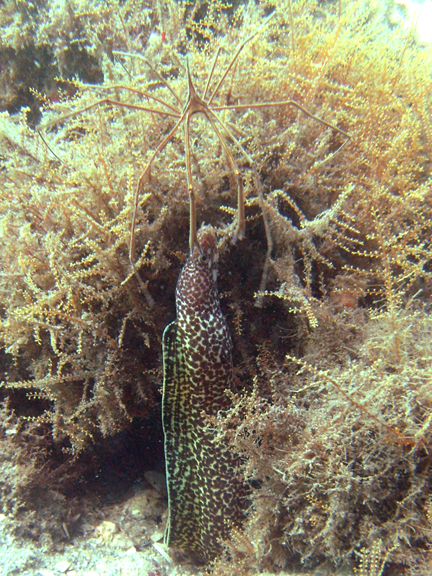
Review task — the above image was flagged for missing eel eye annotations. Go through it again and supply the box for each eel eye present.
[200,254,208,263]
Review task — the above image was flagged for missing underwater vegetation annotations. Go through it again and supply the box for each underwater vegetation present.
[0,0,432,573]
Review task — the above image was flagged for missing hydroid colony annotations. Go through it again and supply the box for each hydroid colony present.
[0,0,431,573]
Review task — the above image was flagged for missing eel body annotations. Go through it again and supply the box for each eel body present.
[162,225,245,563]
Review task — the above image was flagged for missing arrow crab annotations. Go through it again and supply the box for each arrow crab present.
[41,10,349,293]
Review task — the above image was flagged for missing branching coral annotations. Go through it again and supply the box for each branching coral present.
[0,103,161,450]
[0,0,352,453]
[1,0,432,573]
[212,302,432,573]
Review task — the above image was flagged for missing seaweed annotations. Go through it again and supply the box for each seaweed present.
[0,0,431,573]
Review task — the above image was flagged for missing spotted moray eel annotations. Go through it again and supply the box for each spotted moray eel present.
[162,225,245,564]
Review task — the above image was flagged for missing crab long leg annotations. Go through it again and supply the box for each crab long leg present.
[208,108,274,303]
[80,83,182,114]
[207,12,276,106]
[205,113,245,240]
[41,98,180,132]
[114,50,183,106]
[130,111,186,263]
[203,46,222,102]
[184,112,198,252]
[213,100,350,139]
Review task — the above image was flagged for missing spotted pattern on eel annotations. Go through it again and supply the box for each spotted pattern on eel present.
[162,225,246,564]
